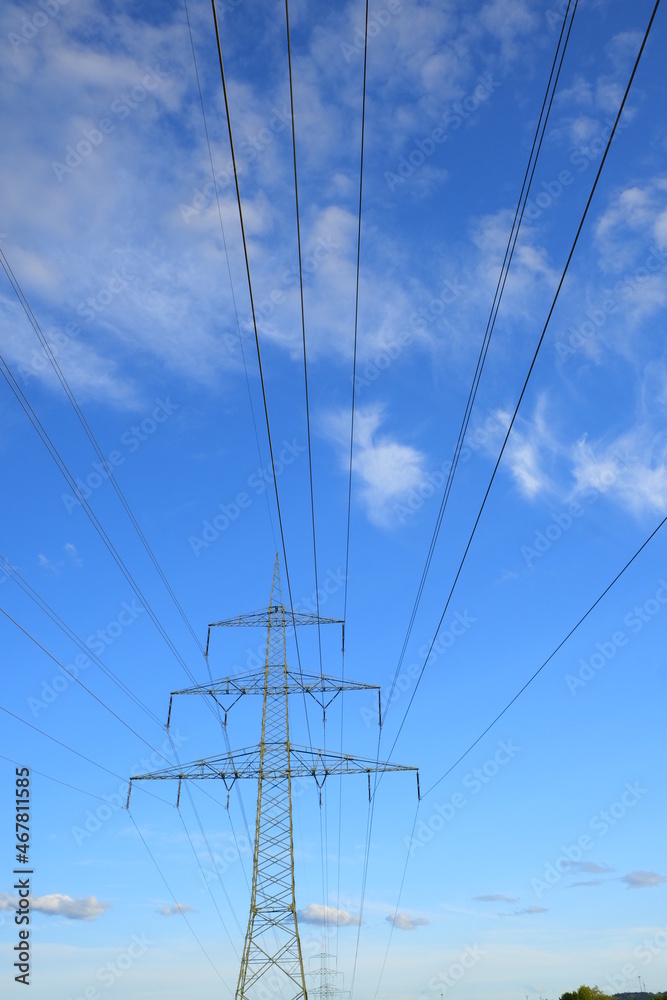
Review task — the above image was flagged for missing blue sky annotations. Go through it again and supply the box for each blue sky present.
[0,0,666,998]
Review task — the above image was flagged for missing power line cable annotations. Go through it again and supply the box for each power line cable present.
[0,752,114,804]
[383,0,661,767]
[177,801,242,956]
[182,0,277,552]
[353,0,656,983]
[0,246,205,658]
[210,0,313,745]
[0,604,170,758]
[1,555,162,727]
[127,809,232,991]
[284,0,331,952]
[372,802,420,1000]
[0,350,202,691]
[339,0,370,968]
[0,703,168,804]
[423,509,667,798]
[372,507,667,998]
[384,0,578,718]
[284,0,324,681]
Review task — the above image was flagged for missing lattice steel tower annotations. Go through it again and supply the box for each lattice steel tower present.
[129,557,418,1000]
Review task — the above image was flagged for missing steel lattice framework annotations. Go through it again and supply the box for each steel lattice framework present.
[129,557,418,1000]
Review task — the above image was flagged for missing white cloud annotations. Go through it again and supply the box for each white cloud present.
[594,177,667,276]
[158,902,195,916]
[386,912,428,930]
[620,871,665,889]
[474,893,519,903]
[469,209,559,320]
[64,542,83,567]
[297,903,361,926]
[322,403,428,528]
[570,430,667,517]
[503,905,548,917]
[502,397,561,500]
[567,862,614,874]
[0,892,110,920]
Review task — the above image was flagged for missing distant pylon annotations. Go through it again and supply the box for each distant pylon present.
[129,555,419,1000]
[308,945,348,1000]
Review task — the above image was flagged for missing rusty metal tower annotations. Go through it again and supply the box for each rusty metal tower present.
[129,556,418,1000]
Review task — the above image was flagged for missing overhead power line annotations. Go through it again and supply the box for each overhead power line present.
[0,245,205,658]
[0,348,202,692]
[352,5,578,988]
[423,509,667,798]
[384,0,579,719]
[210,0,314,744]
[284,0,324,681]
[383,0,662,766]
[341,0,370,978]
[0,604,169,758]
[372,504,667,1000]
[0,555,162,727]
[182,0,277,552]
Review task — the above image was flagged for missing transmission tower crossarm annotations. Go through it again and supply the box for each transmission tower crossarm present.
[209,608,343,627]
[131,743,417,784]
[171,670,378,698]
[167,671,381,724]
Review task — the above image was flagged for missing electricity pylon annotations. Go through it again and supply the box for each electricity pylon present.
[129,556,418,1000]
[308,946,348,1000]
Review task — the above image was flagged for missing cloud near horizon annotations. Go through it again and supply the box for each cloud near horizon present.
[297,903,362,926]
[620,871,665,889]
[386,912,429,930]
[157,902,195,916]
[474,893,520,903]
[0,892,110,920]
